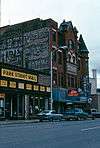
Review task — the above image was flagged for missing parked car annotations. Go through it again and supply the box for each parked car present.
[37,110,63,122]
[91,111,100,118]
[63,108,89,121]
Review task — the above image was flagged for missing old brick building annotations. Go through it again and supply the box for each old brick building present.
[0,18,90,119]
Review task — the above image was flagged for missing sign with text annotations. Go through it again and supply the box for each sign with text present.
[0,80,7,87]
[1,68,37,82]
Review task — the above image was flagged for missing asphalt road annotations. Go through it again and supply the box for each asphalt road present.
[0,119,100,148]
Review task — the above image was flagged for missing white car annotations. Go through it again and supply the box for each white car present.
[37,110,63,122]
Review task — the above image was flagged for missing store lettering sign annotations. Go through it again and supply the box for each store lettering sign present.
[1,68,37,82]
[46,87,50,92]
[40,86,45,92]
[26,84,32,90]
[0,80,7,87]
[33,85,39,91]
[9,81,16,88]
[18,83,24,89]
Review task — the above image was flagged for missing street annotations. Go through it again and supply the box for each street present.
[0,119,100,148]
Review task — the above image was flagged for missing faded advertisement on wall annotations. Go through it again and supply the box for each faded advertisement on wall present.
[0,27,50,70]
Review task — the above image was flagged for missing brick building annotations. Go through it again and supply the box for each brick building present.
[0,18,90,119]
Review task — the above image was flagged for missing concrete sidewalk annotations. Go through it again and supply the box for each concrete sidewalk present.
[0,119,40,125]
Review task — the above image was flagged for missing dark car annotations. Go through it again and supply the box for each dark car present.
[63,108,88,121]
[37,110,63,122]
[91,112,100,118]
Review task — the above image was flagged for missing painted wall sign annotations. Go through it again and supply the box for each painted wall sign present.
[0,27,50,71]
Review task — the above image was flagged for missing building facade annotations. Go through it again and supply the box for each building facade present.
[89,69,98,110]
[0,62,50,119]
[0,18,90,118]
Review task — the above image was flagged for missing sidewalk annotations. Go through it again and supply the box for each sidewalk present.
[0,119,40,125]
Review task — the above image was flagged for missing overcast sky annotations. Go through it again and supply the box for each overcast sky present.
[1,0,100,86]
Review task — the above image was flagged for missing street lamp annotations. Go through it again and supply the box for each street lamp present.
[50,46,63,110]
[50,50,53,110]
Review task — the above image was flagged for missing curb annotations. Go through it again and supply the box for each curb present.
[0,119,40,125]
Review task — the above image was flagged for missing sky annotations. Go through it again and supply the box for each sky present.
[1,0,100,87]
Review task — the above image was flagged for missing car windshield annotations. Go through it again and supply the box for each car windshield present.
[66,108,83,113]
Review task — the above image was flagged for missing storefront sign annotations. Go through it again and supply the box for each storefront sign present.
[40,86,45,92]
[68,89,79,96]
[46,87,50,92]
[9,81,16,88]
[18,83,24,89]
[33,85,39,91]
[0,80,7,87]
[1,68,37,82]
[26,84,32,90]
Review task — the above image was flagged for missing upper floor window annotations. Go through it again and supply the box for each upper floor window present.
[72,56,76,64]
[68,54,71,63]
[52,29,57,46]
[68,39,74,49]
[58,52,62,64]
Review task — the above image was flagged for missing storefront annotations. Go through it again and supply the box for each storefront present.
[0,63,50,120]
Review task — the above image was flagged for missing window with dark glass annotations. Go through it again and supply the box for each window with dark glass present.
[53,72,57,86]
[58,74,63,87]
[68,54,71,63]
[52,30,56,46]
[58,52,62,64]
[68,39,74,49]
[73,56,76,63]
[53,51,57,62]
[61,75,64,87]
[71,77,74,87]
[78,59,80,70]
[68,75,70,87]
